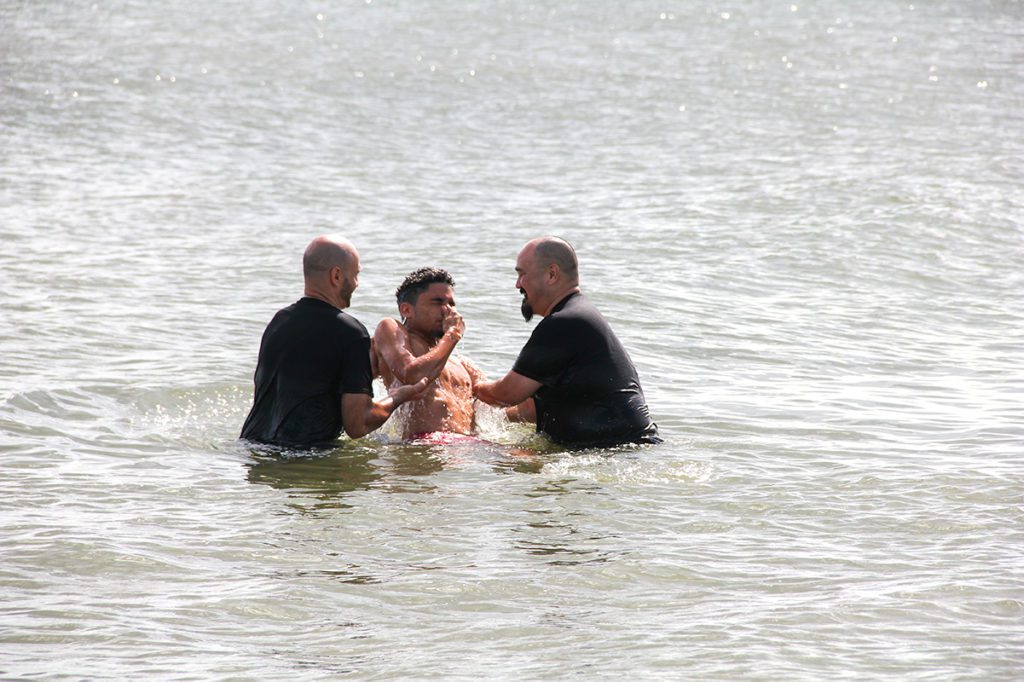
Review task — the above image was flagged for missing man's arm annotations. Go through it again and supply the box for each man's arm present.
[373,314,464,384]
[504,397,536,423]
[462,360,535,424]
[341,378,429,439]
[473,371,541,408]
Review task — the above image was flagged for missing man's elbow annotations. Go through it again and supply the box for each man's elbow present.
[343,422,370,439]
[389,360,427,385]
[342,417,369,439]
[341,399,372,439]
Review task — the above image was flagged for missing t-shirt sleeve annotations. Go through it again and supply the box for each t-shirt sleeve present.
[512,317,576,385]
[342,333,374,393]
[339,326,374,396]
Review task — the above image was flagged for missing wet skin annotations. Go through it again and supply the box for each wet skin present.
[373,283,485,439]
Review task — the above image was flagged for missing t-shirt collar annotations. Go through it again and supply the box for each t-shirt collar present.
[549,290,581,315]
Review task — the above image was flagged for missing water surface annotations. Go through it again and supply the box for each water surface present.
[2,1,1022,678]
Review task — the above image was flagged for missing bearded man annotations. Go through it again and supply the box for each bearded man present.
[241,236,428,447]
[473,237,660,448]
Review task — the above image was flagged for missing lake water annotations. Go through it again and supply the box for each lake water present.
[2,1,1022,678]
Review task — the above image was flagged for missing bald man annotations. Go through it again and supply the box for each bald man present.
[474,236,660,448]
[241,236,428,447]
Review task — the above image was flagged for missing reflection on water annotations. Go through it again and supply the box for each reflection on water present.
[3,0,1021,676]
[245,442,440,507]
[525,477,603,498]
[287,566,385,586]
[491,448,546,475]
[245,438,545,509]
[245,438,618,569]
[513,513,621,566]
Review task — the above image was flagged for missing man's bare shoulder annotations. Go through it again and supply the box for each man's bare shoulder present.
[374,316,401,332]
[373,316,405,340]
[372,318,412,372]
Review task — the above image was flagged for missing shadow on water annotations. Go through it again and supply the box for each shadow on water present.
[242,438,547,511]
[244,441,439,508]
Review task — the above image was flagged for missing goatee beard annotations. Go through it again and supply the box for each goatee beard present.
[520,296,534,322]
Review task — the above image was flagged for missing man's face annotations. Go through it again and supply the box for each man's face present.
[406,283,455,338]
[336,255,360,309]
[515,246,542,321]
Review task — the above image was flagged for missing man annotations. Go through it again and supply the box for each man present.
[240,235,428,447]
[373,267,487,440]
[473,236,660,448]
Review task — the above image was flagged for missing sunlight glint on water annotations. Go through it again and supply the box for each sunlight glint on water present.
[1,1,1022,678]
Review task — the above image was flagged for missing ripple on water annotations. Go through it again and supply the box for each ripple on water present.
[1,0,1022,678]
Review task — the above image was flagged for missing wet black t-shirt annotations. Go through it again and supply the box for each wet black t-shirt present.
[240,297,373,446]
[512,292,660,448]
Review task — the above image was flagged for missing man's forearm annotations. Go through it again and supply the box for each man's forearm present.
[343,394,396,439]
[360,396,397,436]
[399,330,460,384]
[342,379,429,438]
[473,380,503,406]
[473,371,542,408]
[505,398,536,423]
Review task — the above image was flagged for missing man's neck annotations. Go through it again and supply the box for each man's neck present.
[303,289,341,309]
[543,286,581,317]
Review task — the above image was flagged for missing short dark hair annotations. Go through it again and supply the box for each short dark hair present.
[396,267,455,306]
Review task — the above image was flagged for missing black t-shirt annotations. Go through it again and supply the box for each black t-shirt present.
[240,297,373,446]
[512,292,660,447]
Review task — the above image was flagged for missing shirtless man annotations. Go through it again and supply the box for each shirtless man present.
[373,267,485,439]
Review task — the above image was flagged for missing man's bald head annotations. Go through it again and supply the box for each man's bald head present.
[302,235,361,309]
[303,235,357,281]
[515,236,582,320]
[526,236,579,284]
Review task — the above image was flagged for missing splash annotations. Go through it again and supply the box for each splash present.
[373,378,414,442]
[374,378,533,446]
